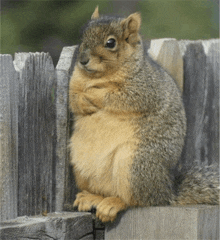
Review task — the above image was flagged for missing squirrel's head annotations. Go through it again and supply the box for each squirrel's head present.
[76,6,142,78]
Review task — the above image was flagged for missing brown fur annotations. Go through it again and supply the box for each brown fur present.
[69,10,143,222]
[69,7,219,222]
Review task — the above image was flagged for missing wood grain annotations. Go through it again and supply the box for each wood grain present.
[0,55,18,221]
[55,46,78,211]
[105,206,219,240]
[0,212,93,240]
[180,39,219,165]
[149,38,183,91]
[14,52,57,216]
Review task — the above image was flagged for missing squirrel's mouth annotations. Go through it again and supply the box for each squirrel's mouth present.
[84,66,95,73]
[78,62,96,73]
[78,61,106,76]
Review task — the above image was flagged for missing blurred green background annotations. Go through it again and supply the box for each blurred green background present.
[1,0,219,66]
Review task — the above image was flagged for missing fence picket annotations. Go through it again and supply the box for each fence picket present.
[181,40,219,165]
[0,55,18,221]
[55,46,78,211]
[14,52,56,216]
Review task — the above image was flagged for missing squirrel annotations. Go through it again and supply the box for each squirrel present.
[69,6,219,222]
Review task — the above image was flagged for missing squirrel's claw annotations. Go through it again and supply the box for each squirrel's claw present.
[73,190,104,212]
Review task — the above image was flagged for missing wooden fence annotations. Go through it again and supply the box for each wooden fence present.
[0,38,219,240]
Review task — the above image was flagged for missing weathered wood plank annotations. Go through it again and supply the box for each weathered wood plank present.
[13,52,57,216]
[0,55,18,221]
[149,38,183,91]
[55,46,78,211]
[202,40,219,165]
[105,206,219,240]
[180,39,219,165]
[0,212,93,240]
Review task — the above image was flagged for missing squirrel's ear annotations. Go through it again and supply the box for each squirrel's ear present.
[91,6,99,20]
[121,12,141,34]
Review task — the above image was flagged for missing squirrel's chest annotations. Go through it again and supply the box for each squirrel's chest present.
[70,111,137,178]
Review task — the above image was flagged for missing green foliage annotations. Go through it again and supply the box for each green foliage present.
[1,0,219,65]
[138,0,219,40]
[1,0,110,64]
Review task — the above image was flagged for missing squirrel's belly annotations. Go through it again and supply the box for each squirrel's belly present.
[70,111,139,200]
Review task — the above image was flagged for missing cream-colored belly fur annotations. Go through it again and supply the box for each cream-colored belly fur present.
[70,111,138,204]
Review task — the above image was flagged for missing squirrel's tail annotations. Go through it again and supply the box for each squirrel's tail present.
[172,162,219,205]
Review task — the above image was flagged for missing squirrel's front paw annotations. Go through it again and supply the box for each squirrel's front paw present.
[73,190,104,212]
[96,197,127,222]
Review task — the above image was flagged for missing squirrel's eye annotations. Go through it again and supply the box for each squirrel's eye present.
[105,38,116,48]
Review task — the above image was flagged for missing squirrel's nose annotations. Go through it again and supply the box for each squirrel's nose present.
[80,51,90,65]
[80,58,89,65]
